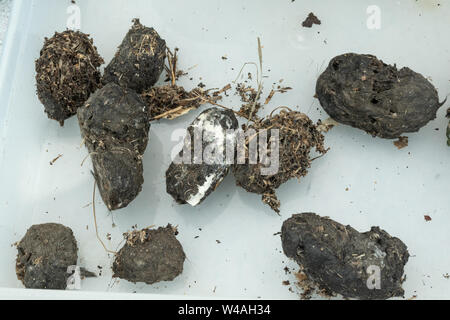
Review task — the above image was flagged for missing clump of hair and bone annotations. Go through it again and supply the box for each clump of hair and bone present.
[233,109,328,213]
[35,30,104,126]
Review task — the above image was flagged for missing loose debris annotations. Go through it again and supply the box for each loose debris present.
[264,90,276,105]
[142,48,221,120]
[302,13,321,28]
[113,225,185,285]
[316,53,444,139]
[281,213,410,300]
[233,38,264,121]
[295,271,316,300]
[50,154,63,165]
[261,86,293,107]
[237,83,263,120]
[102,19,166,93]
[316,117,339,133]
[36,30,104,125]
[424,215,432,222]
[394,136,409,150]
[142,84,206,120]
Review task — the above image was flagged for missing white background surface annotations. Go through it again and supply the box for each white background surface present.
[0,0,448,300]
[0,0,12,56]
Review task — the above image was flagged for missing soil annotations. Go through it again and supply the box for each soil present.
[102,19,166,94]
[302,12,321,28]
[316,53,443,139]
[281,213,410,300]
[35,30,104,126]
[113,225,185,285]
[233,110,327,213]
[16,223,78,290]
[78,82,150,211]
[166,108,239,206]
[394,136,409,150]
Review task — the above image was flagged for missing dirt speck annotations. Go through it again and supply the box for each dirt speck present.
[50,154,63,166]
[302,12,321,28]
[394,136,409,149]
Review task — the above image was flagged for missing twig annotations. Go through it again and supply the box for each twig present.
[80,154,90,167]
[50,154,63,166]
[150,105,197,121]
[92,180,116,255]
[310,150,330,162]
[317,117,339,133]
[269,106,293,119]
[79,137,86,148]
[233,62,259,84]
[249,37,264,121]
[166,47,177,86]
[265,90,275,105]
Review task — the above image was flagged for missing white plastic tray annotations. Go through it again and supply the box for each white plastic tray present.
[0,0,449,300]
